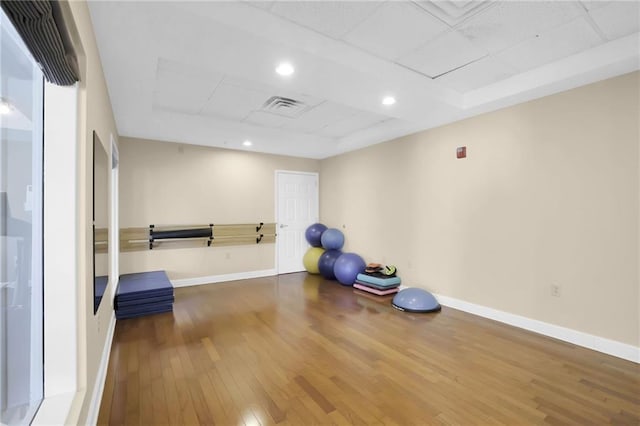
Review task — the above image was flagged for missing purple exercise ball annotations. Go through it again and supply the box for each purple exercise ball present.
[333,252,366,286]
[318,249,343,280]
[305,223,327,247]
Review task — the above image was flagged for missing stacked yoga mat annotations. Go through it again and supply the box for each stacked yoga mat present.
[354,263,400,297]
[115,270,174,319]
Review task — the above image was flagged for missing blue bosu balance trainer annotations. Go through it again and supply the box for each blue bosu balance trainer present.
[392,288,441,313]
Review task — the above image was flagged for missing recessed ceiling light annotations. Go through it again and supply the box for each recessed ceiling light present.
[382,96,396,106]
[243,140,252,147]
[0,99,13,115]
[276,62,295,77]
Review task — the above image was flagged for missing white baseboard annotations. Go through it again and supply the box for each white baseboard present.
[434,293,640,363]
[171,269,277,288]
[86,312,117,426]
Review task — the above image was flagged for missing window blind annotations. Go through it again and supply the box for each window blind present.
[1,0,78,86]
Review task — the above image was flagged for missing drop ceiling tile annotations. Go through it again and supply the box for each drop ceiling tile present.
[153,58,223,114]
[282,101,362,134]
[397,30,487,78]
[457,1,585,53]
[497,17,602,73]
[589,1,640,40]
[244,110,292,128]
[244,1,274,11]
[153,91,200,114]
[200,79,269,121]
[436,56,517,92]
[412,0,496,26]
[580,1,611,11]
[318,111,386,138]
[342,2,450,60]
[156,58,222,90]
[222,76,277,96]
[269,1,382,39]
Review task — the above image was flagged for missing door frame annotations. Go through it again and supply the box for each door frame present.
[274,170,319,274]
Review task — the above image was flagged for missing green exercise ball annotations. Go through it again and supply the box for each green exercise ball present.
[303,247,325,274]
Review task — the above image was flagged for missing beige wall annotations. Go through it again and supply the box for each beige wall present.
[65,1,119,423]
[321,72,639,347]
[119,137,319,279]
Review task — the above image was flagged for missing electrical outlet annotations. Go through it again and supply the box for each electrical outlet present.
[225,252,231,260]
[551,284,561,297]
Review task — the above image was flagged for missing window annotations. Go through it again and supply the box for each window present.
[0,9,44,425]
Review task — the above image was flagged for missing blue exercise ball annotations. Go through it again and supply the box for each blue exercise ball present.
[321,228,345,250]
[305,223,327,247]
[318,249,342,280]
[392,288,441,313]
[333,252,365,286]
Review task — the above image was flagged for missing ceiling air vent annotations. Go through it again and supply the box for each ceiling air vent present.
[261,96,309,118]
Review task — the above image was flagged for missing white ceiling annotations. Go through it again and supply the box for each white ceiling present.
[88,1,640,159]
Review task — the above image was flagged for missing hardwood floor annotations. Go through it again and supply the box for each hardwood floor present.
[98,272,639,425]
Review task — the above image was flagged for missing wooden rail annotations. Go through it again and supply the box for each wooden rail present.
[95,228,108,253]
[119,223,276,252]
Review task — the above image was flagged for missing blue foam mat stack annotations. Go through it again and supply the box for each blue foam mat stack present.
[353,263,401,296]
[115,270,174,319]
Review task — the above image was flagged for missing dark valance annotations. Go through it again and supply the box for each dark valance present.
[1,0,79,86]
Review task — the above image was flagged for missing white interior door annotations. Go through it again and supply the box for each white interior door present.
[276,171,318,274]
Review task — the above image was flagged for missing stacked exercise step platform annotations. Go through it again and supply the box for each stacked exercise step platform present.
[354,263,401,297]
[115,270,174,319]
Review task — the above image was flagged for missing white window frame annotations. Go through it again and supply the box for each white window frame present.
[32,82,82,425]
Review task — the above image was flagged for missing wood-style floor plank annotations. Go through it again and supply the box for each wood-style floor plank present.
[99,272,640,425]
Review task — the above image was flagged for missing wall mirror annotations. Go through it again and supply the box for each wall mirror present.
[93,131,109,314]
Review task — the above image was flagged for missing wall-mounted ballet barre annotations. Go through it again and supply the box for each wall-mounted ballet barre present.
[149,224,214,249]
[119,222,276,252]
[94,228,108,253]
